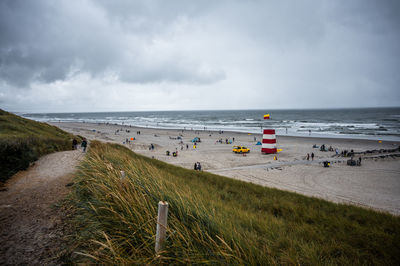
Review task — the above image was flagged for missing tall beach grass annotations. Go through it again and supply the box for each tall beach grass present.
[70,141,400,264]
[0,109,79,182]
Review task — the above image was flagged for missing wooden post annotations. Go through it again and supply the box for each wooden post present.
[155,201,169,253]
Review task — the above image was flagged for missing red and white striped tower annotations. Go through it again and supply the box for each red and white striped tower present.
[261,113,277,154]
[261,129,277,154]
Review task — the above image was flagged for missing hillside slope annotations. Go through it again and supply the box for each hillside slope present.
[0,109,79,182]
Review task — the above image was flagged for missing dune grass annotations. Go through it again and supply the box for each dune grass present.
[0,109,79,182]
[70,141,400,264]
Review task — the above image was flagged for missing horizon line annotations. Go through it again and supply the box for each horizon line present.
[13,106,400,114]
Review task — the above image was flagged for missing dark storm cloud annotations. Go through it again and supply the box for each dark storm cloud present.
[0,0,399,112]
[0,0,224,87]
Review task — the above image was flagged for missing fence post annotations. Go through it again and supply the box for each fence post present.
[155,201,169,253]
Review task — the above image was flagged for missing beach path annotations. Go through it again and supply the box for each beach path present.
[0,150,84,265]
[212,153,400,172]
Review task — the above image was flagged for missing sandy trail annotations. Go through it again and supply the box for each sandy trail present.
[213,153,400,171]
[0,150,84,265]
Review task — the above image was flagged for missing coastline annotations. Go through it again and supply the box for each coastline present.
[51,121,400,215]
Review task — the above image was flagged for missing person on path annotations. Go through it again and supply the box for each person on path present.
[81,138,87,152]
[72,139,78,150]
[311,152,314,161]
[194,163,197,170]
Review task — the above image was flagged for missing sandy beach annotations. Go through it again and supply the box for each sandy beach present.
[51,122,400,215]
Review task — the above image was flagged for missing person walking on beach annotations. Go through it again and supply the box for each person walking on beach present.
[81,138,87,152]
[307,153,310,160]
[311,152,314,161]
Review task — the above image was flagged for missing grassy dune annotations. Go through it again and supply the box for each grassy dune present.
[0,109,79,182]
[71,141,400,264]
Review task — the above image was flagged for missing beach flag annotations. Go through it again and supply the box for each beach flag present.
[264,114,270,119]
[261,129,277,154]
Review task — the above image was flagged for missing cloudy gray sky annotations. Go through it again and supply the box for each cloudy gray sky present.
[0,0,399,112]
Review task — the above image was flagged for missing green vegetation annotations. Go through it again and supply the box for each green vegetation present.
[0,109,79,182]
[71,141,400,264]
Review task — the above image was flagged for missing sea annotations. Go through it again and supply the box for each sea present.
[22,108,400,141]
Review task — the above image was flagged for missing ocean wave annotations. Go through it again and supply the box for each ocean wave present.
[21,108,400,141]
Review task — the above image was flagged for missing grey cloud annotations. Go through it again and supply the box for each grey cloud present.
[0,0,225,88]
[327,0,400,34]
[0,0,399,112]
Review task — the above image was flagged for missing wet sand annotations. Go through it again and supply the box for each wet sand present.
[52,122,400,215]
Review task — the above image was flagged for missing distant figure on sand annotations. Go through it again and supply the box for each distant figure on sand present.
[194,162,202,171]
[311,152,314,160]
[81,138,87,152]
[307,153,310,160]
[309,130,311,136]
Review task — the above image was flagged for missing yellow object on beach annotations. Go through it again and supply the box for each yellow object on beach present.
[378,140,382,143]
[248,133,252,135]
[264,114,270,119]
[232,146,250,154]
[277,149,282,152]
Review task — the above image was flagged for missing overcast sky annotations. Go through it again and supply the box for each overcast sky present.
[1,0,399,113]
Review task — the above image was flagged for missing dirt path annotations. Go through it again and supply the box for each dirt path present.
[0,150,84,265]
